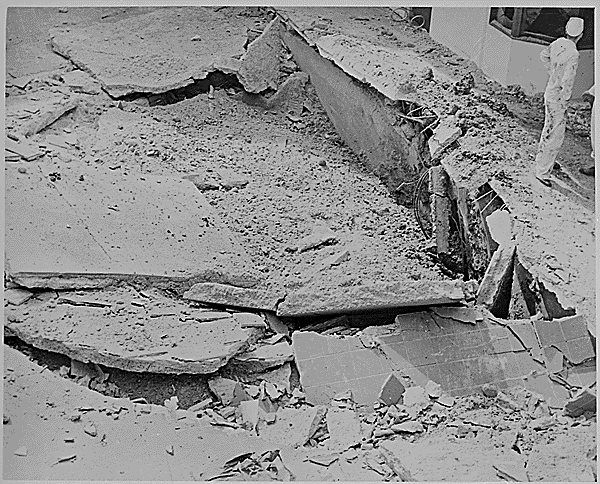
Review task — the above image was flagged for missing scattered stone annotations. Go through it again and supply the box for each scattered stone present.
[84,423,98,437]
[14,446,27,457]
[482,383,499,398]
[564,386,596,417]
[391,420,424,433]
[378,373,406,406]
[425,380,442,399]
[492,460,529,482]
[184,283,282,312]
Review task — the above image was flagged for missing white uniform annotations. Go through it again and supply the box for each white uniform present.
[535,37,580,178]
[586,84,595,159]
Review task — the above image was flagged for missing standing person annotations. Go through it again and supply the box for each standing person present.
[579,84,595,176]
[535,17,585,187]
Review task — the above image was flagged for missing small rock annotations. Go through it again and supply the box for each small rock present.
[482,383,499,398]
[84,423,97,437]
[166,445,174,455]
[17,167,27,174]
[14,446,27,457]
[190,35,201,41]
[3,414,10,424]
[58,8,68,13]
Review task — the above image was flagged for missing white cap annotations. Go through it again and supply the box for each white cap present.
[566,17,584,37]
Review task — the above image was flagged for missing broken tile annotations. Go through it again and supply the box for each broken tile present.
[523,371,569,408]
[184,283,282,312]
[326,408,361,451]
[378,373,406,406]
[564,386,596,417]
[565,365,596,389]
[292,331,394,405]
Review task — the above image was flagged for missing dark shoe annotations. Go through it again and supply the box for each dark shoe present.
[579,166,595,176]
[536,176,552,187]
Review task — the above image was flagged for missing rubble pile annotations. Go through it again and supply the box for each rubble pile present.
[4,5,595,482]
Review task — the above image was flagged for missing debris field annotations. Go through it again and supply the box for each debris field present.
[4,6,596,482]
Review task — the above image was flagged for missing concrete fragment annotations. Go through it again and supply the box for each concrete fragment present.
[430,306,481,324]
[262,312,289,335]
[428,115,461,158]
[184,283,282,312]
[392,420,424,433]
[237,17,282,93]
[322,250,350,267]
[209,378,250,406]
[292,331,394,405]
[378,373,406,406]
[379,444,416,481]
[430,166,451,254]
[279,280,466,317]
[326,408,362,451]
[6,288,262,374]
[230,342,294,371]
[14,446,28,457]
[60,70,102,94]
[188,398,212,413]
[84,423,98,437]
[564,387,596,417]
[492,460,529,482]
[403,386,428,407]
[23,100,78,137]
[239,399,260,431]
[425,380,442,398]
[234,312,267,329]
[482,383,499,398]
[259,406,320,448]
[477,244,516,313]
[5,138,44,160]
[4,288,34,306]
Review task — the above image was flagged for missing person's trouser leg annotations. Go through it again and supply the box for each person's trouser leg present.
[591,101,595,159]
[535,101,566,178]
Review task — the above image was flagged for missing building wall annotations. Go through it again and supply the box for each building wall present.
[430,7,594,98]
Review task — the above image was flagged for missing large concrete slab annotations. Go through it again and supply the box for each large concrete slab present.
[278,280,466,317]
[5,162,257,289]
[4,287,263,373]
[49,7,281,97]
[184,283,283,312]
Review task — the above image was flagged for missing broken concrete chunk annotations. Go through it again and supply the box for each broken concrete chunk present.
[477,244,516,310]
[188,398,213,413]
[262,312,289,335]
[231,341,294,372]
[326,408,362,451]
[239,399,260,431]
[209,377,249,406]
[428,115,461,158]
[391,420,424,433]
[403,386,428,407]
[259,406,320,448]
[4,288,34,306]
[84,423,98,437]
[5,137,44,160]
[184,283,282,312]
[378,373,406,406]
[233,312,267,329]
[379,444,416,481]
[564,386,596,417]
[279,280,466,317]
[425,380,442,399]
[14,446,28,457]
[23,100,78,137]
[430,306,481,324]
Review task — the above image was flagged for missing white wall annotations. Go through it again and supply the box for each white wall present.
[430,7,594,98]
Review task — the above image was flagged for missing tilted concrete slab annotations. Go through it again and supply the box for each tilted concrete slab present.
[362,310,572,404]
[5,162,257,289]
[4,287,264,373]
[278,280,466,317]
[50,7,282,97]
[183,283,283,312]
